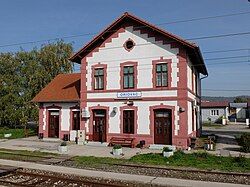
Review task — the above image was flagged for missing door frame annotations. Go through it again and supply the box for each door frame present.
[89,106,109,142]
[70,105,80,131]
[46,105,62,138]
[149,105,175,145]
[153,109,172,145]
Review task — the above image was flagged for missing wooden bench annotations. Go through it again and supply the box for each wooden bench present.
[110,137,135,148]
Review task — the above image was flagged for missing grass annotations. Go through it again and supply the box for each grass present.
[202,123,223,128]
[73,156,125,167]
[0,148,58,162]
[73,151,250,173]
[0,128,36,139]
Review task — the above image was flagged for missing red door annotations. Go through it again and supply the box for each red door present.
[93,110,106,142]
[48,110,59,138]
[154,109,172,144]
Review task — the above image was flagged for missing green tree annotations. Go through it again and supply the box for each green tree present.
[0,41,73,129]
[234,97,247,103]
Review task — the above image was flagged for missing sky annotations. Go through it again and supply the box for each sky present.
[0,0,250,97]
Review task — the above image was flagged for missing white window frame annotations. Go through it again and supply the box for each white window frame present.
[210,109,219,116]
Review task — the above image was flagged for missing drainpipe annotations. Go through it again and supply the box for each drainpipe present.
[199,74,208,136]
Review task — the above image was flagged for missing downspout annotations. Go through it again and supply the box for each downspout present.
[199,74,208,136]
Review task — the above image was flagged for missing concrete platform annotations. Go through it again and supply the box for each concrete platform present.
[0,159,247,187]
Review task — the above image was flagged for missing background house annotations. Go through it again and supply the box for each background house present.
[229,102,248,122]
[201,101,229,123]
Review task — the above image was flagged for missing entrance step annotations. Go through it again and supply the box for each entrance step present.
[86,141,109,147]
[42,138,61,142]
[149,144,176,151]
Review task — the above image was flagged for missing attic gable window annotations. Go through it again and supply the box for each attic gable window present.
[124,39,135,52]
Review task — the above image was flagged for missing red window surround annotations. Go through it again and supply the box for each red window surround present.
[120,61,138,90]
[91,63,107,91]
[152,57,172,89]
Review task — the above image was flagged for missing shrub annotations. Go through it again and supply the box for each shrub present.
[60,141,67,146]
[237,133,250,153]
[233,155,248,167]
[162,147,172,152]
[113,144,122,149]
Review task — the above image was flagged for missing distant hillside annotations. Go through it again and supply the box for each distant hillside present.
[202,95,250,102]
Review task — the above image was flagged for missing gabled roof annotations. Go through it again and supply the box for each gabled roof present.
[69,12,208,75]
[32,73,80,103]
[201,101,229,108]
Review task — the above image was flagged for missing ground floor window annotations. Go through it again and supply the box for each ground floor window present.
[123,110,134,134]
[211,109,219,116]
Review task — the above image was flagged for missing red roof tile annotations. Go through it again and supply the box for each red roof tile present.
[201,101,229,108]
[32,73,80,102]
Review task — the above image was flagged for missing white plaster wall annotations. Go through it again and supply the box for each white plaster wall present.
[87,90,177,99]
[86,26,179,92]
[43,102,78,131]
[87,100,179,135]
[187,57,192,90]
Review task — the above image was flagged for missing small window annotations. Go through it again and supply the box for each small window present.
[124,39,135,51]
[94,68,104,90]
[156,63,168,87]
[211,110,219,116]
[123,110,134,134]
[123,66,134,89]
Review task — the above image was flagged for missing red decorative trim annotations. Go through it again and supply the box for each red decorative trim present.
[86,27,126,59]
[69,13,200,62]
[152,57,172,88]
[149,104,175,145]
[176,47,189,148]
[119,105,138,134]
[86,87,201,93]
[123,38,135,52]
[80,58,88,131]
[91,63,107,91]
[46,105,62,109]
[87,87,178,93]
[88,105,109,142]
[87,96,195,102]
[120,61,138,90]
[38,105,45,136]
[45,104,62,139]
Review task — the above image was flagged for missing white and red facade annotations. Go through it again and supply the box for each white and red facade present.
[33,13,207,149]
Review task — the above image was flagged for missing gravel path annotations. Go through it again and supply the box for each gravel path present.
[59,160,250,185]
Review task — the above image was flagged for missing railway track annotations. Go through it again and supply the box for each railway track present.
[0,168,128,187]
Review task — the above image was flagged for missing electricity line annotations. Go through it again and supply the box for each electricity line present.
[0,10,250,49]
[73,60,250,72]
[203,89,250,92]
[1,30,249,51]
[205,55,250,61]
[203,48,250,54]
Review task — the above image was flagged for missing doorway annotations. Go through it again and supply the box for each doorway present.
[72,111,80,130]
[48,110,59,138]
[92,109,106,142]
[154,109,172,145]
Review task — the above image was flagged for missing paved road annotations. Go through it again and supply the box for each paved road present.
[202,124,250,157]
[0,159,247,187]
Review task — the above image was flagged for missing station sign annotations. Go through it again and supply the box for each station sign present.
[117,91,142,98]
